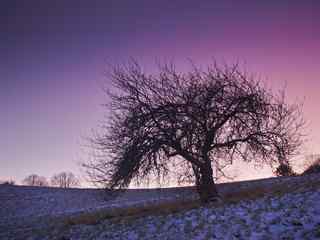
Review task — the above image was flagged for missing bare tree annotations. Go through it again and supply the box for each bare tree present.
[83,61,305,203]
[51,172,79,188]
[23,174,48,186]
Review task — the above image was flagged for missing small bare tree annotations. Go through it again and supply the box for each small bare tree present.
[83,61,304,203]
[51,172,79,188]
[23,174,48,186]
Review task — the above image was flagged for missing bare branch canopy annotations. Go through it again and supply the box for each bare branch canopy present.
[83,60,305,203]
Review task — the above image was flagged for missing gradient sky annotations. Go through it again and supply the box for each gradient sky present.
[1,0,320,185]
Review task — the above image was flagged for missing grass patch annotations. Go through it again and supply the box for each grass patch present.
[62,198,201,227]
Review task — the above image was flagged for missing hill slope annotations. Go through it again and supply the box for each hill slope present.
[1,174,320,239]
[67,187,320,239]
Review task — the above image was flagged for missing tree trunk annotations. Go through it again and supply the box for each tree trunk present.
[196,163,219,203]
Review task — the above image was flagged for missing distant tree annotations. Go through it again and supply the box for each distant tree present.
[274,163,296,177]
[0,180,15,185]
[83,61,305,203]
[51,172,79,188]
[23,174,48,186]
[302,157,320,175]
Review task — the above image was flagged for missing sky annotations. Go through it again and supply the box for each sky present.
[1,0,320,186]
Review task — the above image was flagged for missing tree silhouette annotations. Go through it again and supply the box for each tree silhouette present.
[84,61,304,203]
[23,174,48,186]
[51,172,79,188]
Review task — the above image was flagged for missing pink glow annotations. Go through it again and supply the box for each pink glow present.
[1,1,319,185]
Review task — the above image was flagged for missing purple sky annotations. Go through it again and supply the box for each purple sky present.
[1,1,320,185]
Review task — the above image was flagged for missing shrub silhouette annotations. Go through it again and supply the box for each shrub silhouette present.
[303,158,320,175]
[274,164,296,177]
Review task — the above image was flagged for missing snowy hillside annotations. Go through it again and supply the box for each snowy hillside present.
[66,188,320,240]
[1,174,320,239]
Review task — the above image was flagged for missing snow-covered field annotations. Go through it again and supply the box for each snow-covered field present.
[66,189,320,240]
[1,174,320,239]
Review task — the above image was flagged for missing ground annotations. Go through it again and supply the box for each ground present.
[1,174,320,239]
